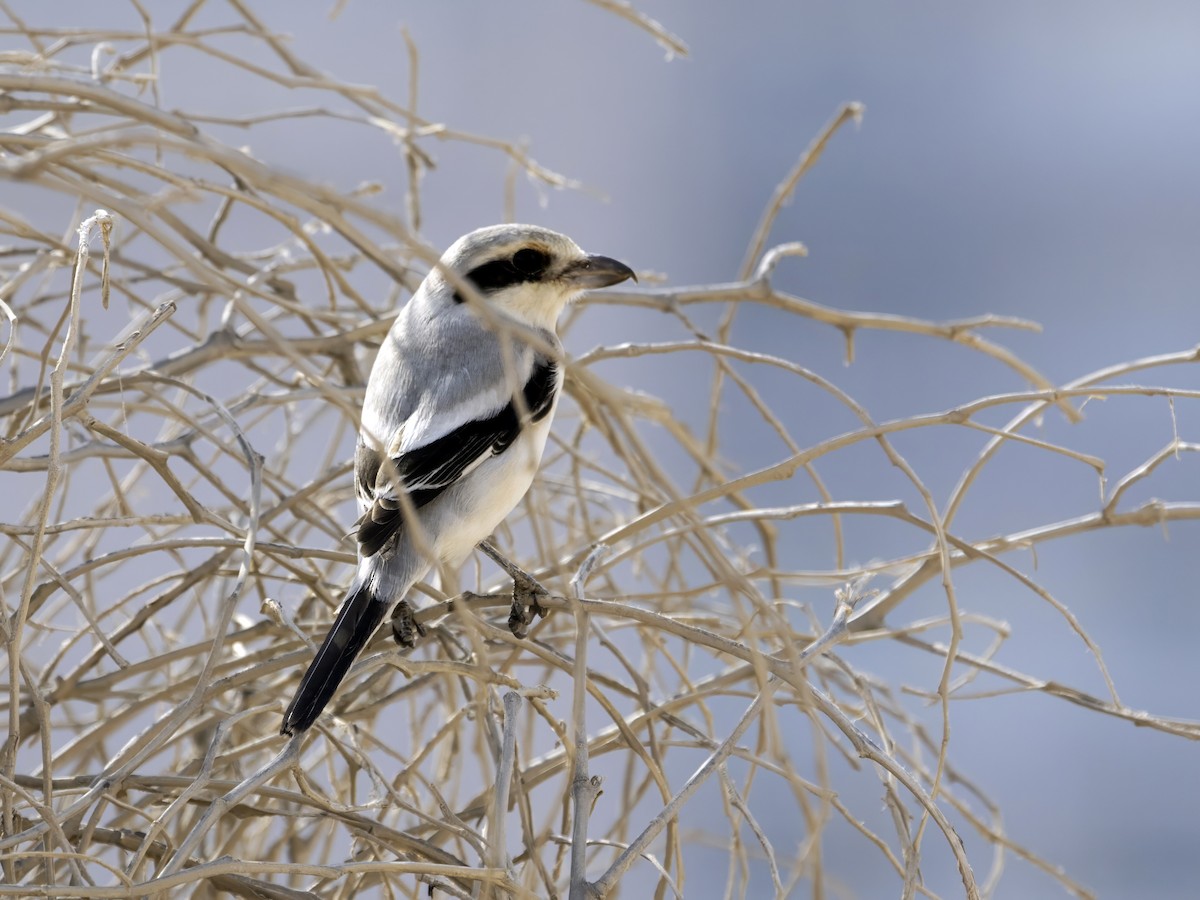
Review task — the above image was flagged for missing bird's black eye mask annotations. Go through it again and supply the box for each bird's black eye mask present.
[453,247,551,303]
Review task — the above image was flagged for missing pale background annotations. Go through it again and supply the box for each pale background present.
[8,1,1200,896]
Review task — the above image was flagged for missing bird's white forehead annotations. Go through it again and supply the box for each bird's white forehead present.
[441,224,585,271]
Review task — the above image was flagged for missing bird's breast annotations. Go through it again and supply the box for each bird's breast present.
[433,413,555,566]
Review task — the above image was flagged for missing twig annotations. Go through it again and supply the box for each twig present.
[739,102,863,280]
[590,588,858,895]
[159,734,302,877]
[567,544,608,899]
[485,691,522,897]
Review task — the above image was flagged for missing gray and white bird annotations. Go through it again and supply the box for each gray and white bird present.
[281,224,635,735]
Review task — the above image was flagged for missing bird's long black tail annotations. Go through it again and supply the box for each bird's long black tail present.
[281,580,389,735]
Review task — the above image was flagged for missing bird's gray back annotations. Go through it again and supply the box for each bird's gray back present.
[360,290,558,456]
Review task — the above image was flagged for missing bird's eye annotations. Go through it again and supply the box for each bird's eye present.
[512,247,549,276]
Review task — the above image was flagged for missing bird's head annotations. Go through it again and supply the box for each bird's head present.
[426,224,635,332]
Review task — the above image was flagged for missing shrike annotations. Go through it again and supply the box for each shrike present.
[281,224,635,735]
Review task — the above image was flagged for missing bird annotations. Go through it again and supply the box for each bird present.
[280,224,635,736]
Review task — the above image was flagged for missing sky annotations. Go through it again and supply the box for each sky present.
[5,1,1200,896]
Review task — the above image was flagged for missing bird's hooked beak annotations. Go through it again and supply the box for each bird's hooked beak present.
[561,254,637,290]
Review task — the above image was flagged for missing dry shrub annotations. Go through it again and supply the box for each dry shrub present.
[1,4,1196,898]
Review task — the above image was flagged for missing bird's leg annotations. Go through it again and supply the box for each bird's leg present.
[389,599,427,648]
[478,538,550,638]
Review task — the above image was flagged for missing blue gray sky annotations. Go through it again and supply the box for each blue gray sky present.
[10,1,1200,895]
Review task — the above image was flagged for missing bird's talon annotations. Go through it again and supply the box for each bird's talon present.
[390,600,426,648]
[508,597,530,638]
[508,579,549,637]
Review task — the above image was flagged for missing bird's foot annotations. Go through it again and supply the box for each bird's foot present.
[389,599,427,648]
[507,575,550,639]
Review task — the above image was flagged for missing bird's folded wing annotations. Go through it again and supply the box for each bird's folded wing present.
[356,356,558,557]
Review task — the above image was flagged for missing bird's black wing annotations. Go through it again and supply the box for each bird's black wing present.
[356,357,558,557]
